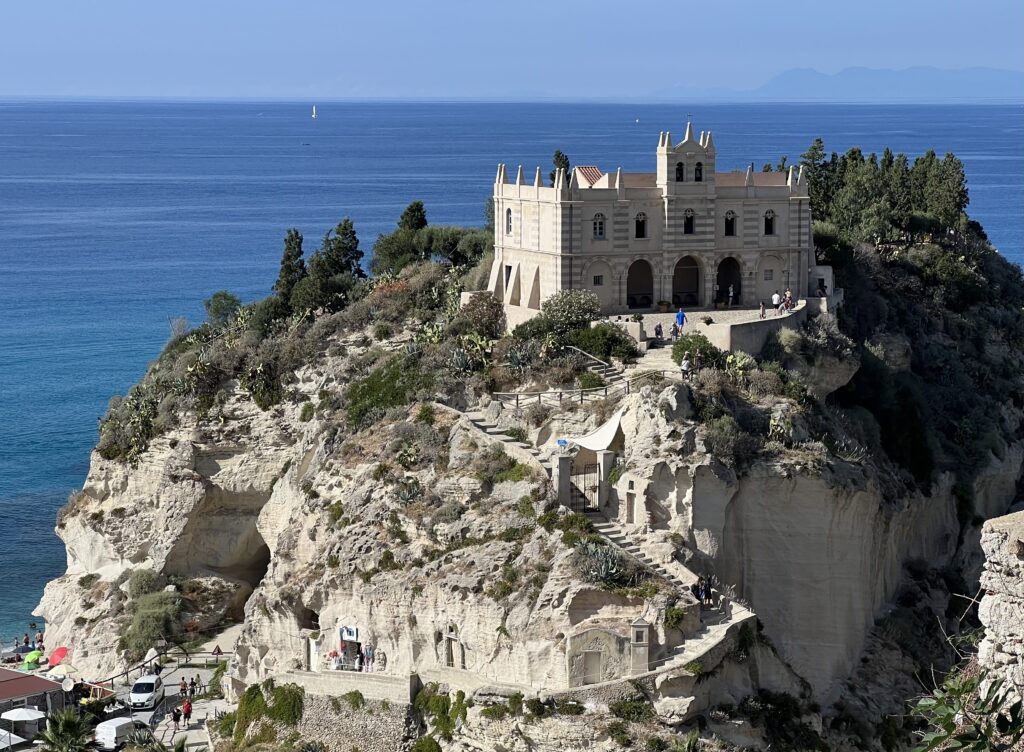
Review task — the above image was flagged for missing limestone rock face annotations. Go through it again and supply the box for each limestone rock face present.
[789,351,860,400]
[978,510,1024,698]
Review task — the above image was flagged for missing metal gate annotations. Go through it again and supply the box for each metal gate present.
[569,462,600,513]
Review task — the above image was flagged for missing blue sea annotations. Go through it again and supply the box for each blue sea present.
[0,101,1021,642]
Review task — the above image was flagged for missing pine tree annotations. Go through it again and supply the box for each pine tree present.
[274,229,306,304]
[314,218,365,280]
[549,150,570,186]
[398,200,428,232]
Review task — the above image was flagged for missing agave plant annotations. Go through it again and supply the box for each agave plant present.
[576,541,630,587]
[447,346,476,375]
[397,477,423,503]
[507,340,539,377]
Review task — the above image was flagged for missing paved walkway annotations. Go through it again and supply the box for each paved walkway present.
[112,624,244,749]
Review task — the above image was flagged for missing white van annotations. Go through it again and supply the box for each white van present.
[129,674,165,710]
[94,717,150,750]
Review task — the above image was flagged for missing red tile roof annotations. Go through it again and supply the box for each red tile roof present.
[577,165,603,185]
[0,667,62,702]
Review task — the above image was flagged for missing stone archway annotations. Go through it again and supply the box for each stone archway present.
[672,256,701,307]
[716,257,742,306]
[626,260,654,310]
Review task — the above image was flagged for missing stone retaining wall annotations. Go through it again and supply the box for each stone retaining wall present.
[296,694,415,752]
[281,669,417,703]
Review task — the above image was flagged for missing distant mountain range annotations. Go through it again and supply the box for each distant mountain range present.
[652,66,1024,103]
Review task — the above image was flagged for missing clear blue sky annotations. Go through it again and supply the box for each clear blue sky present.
[3,0,1023,99]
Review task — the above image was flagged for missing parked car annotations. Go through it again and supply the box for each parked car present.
[94,717,150,750]
[128,674,165,710]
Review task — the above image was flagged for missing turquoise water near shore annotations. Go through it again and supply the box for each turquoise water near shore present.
[1,101,1021,643]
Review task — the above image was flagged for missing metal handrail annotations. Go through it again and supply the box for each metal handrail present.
[563,345,612,369]
[491,369,675,408]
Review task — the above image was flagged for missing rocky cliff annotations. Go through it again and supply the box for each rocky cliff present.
[978,510,1024,698]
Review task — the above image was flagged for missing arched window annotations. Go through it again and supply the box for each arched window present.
[764,209,775,236]
[724,210,737,237]
[634,212,647,239]
[593,212,606,239]
[683,208,695,235]
[505,208,512,235]
[694,162,703,182]
[675,162,685,182]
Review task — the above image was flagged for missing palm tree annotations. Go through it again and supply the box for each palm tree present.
[34,709,97,752]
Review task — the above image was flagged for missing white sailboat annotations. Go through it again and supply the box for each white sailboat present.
[312,105,317,119]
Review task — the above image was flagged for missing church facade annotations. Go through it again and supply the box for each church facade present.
[485,122,816,324]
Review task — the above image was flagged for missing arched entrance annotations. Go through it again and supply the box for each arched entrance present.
[626,260,654,310]
[716,257,742,306]
[672,256,701,307]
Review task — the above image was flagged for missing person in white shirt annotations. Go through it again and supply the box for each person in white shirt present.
[771,290,782,315]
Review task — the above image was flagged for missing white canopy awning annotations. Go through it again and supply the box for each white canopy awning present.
[0,729,27,747]
[568,408,625,451]
[1,708,44,722]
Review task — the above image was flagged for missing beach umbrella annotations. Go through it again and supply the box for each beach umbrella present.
[46,662,77,679]
[47,646,68,666]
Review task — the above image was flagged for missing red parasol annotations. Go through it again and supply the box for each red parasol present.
[47,646,68,666]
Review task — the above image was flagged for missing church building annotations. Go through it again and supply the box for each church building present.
[484,122,816,326]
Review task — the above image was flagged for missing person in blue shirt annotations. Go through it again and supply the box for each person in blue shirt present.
[675,308,687,329]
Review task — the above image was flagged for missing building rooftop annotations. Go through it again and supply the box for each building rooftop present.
[0,667,62,702]
[576,165,603,186]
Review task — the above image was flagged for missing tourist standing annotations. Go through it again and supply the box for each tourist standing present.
[182,698,192,728]
[364,644,374,672]
[771,290,782,315]
[670,322,679,341]
[759,302,766,320]
[680,352,692,382]
[676,308,686,330]
[727,284,735,307]
[171,707,181,735]
[179,678,187,698]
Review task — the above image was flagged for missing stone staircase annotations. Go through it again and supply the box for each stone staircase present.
[586,512,695,593]
[463,409,553,478]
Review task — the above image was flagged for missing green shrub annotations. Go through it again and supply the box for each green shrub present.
[373,323,392,341]
[539,290,602,335]
[327,554,340,568]
[328,501,345,525]
[345,356,434,430]
[577,371,606,389]
[495,462,532,483]
[609,697,654,723]
[671,333,724,369]
[504,426,529,443]
[78,573,99,589]
[480,704,508,720]
[342,690,365,710]
[415,403,436,424]
[526,697,547,717]
[664,607,686,630]
[265,683,305,725]
[516,496,536,518]
[411,738,442,752]
[507,693,523,715]
[299,402,314,422]
[704,415,760,467]
[217,710,237,737]
[567,322,640,362]
[607,720,633,747]
[120,591,180,660]
[555,699,585,715]
[451,292,506,339]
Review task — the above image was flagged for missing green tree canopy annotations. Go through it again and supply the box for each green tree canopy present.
[398,200,428,232]
[204,290,242,326]
[274,228,306,305]
[550,150,570,186]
